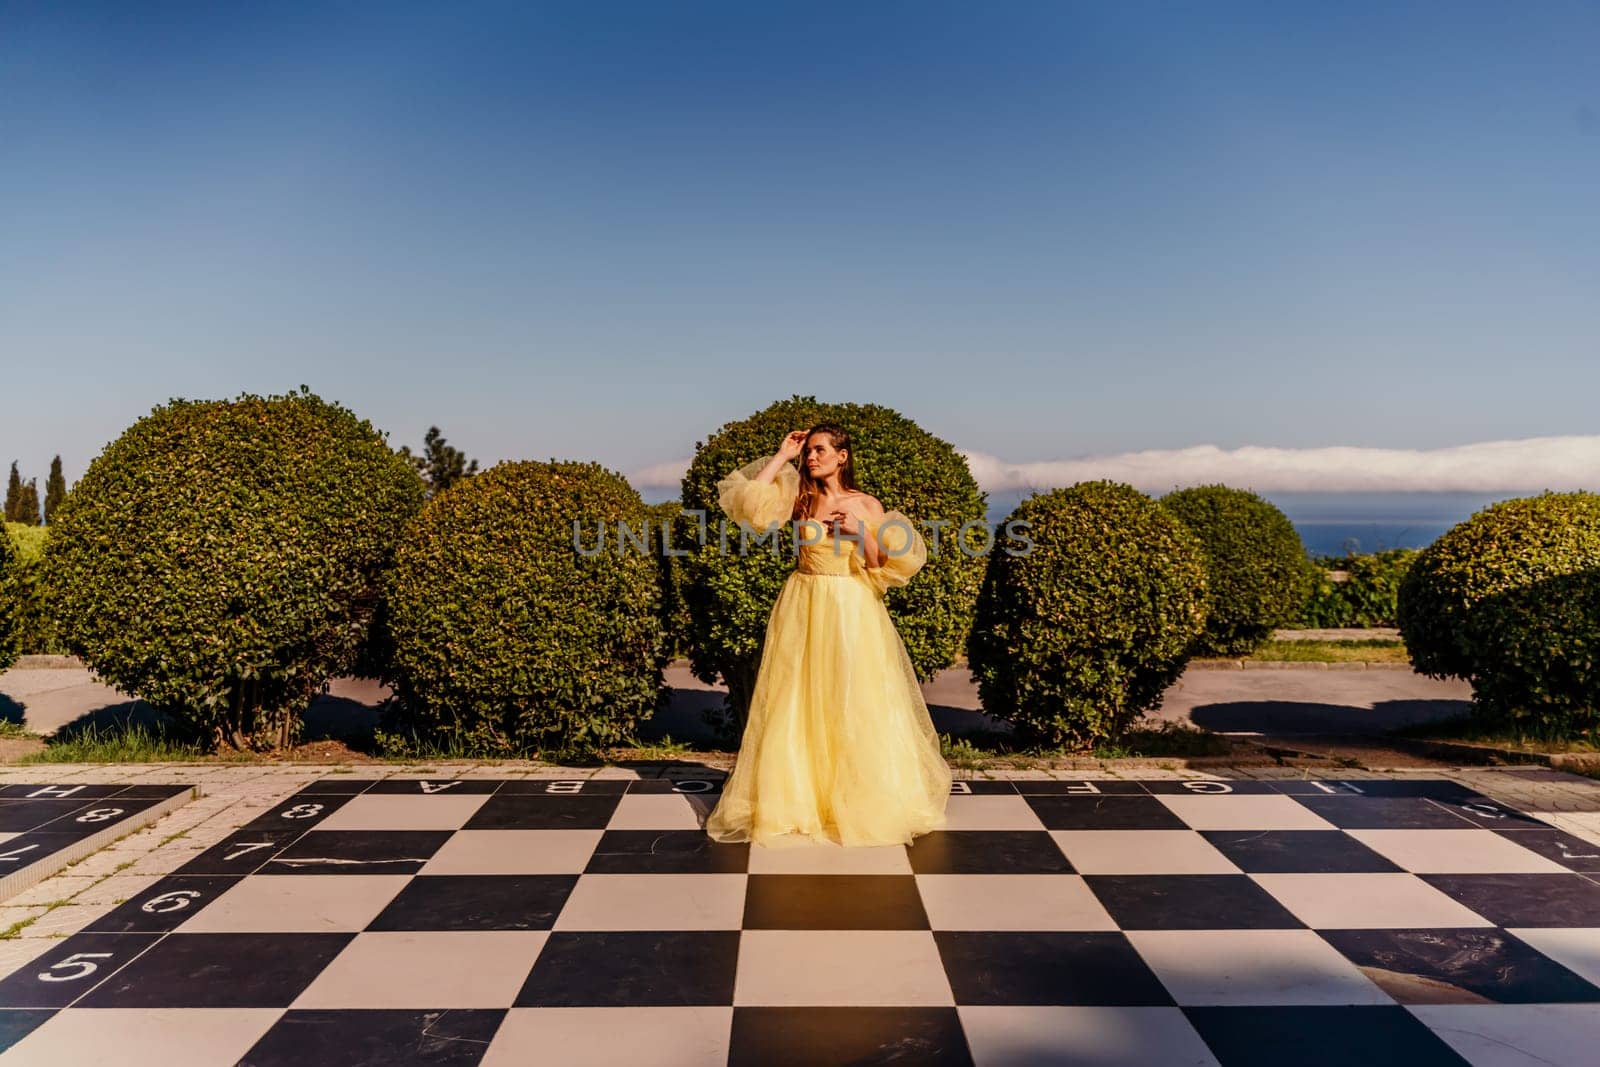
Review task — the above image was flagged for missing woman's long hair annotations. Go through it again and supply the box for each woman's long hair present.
[793,422,860,522]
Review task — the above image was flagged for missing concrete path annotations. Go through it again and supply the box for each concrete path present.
[2,660,1474,747]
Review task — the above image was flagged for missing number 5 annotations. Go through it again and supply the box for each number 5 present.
[39,952,113,982]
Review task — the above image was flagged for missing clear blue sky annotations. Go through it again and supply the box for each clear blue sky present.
[2,1,1595,497]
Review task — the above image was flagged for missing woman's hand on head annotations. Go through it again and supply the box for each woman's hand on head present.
[777,430,808,461]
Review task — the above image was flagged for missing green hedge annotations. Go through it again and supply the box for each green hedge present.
[1296,548,1418,629]
[677,395,986,739]
[1159,484,1314,655]
[3,523,65,656]
[381,460,668,759]
[1397,491,1600,732]
[0,523,18,670]
[969,481,1208,748]
[43,387,423,749]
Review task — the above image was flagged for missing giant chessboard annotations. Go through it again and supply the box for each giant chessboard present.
[2,776,1599,1065]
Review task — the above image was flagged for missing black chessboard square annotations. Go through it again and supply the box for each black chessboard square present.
[41,794,169,837]
[84,874,240,933]
[1292,796,1475,830]
[1013,779,1148,795]
[0,1010,54,1054]
[239,1008,506,1067]
[1184,1005,1472,1066]
[1272,779,1487,801]
[0,799,95,832]
[0,932,162,1008]
[366,778,502,795]
[1200,830,1403,874]
[584,829,749,874]
[936,931,1172,1005]
[743,874,929,930]
[1142,780,1278,795]
[515,930,740,1007]
[499,777,632,795]
[1022,795,1188,830]
[1085,874,1305,930]
[365,873,579,931]
[261,830,452,875]
[1493,828,1600,872]
[106,783,195,799]
[949,780,1020,795]
[1420,873,1600,927]
[905,830,1073,875]
[77,932,353,1008]
[295,779,377,795]
[729,1006,971,1066]
[237,794,354,832]
[1436,798,1548,828]
[1320,927,1600,1004]
[463,794,621,829]
[177,827,306,876]
[624,777,725,795]
[0,783,127,799]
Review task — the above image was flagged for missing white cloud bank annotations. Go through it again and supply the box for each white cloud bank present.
[633,435,1600,495]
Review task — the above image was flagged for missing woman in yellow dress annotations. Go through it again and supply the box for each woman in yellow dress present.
[703,423,952,848]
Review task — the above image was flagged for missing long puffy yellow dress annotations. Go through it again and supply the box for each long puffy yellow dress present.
[703,457,952,848]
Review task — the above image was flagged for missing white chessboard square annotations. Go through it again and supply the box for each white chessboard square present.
[916,874,1118,931]
[5,1008,281,1067]
[176,874,411,933]
[602,794,710,830]
[314,794,490,832]
[939,795,1048,832]
[420,830,604,875]
[1345,829,1571,874]
[1127,929,1393,1006]
[551,873,746,931]
[481,1007,733,1067]
[1156,795,1338,832]
[1050,830,1241,875]
[1251,873,1495,929]
[735,929,953,1006]
[292,930,549,1008]
[958,1005,1220,1066]
[745,838,911,875]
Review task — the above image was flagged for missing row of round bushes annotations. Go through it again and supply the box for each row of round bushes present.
[10,386,1588,756]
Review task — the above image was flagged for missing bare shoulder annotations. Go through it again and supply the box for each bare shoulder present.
[851,491,886,517]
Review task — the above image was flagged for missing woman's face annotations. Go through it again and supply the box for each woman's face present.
[803,434,846,479]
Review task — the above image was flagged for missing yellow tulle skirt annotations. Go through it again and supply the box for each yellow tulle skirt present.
[703,570,952,849]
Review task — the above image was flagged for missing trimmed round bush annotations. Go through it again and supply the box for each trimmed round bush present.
[678,394,986,737]
[43,386,423,749]
[382,460,668,758]
[1397,491,1600,732]
[0,524,19,670]
[969,481,1209,749]
[644,499,692,660]
[1159,484,1315,656]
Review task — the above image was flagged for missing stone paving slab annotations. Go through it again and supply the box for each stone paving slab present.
[0,765,1596,1063]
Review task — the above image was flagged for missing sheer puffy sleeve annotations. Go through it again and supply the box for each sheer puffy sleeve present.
[716,456,799,529]
[855,510,927,597]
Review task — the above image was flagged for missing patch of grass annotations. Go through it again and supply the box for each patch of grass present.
[938,720,1235,768]
[1212,639,1410,664]
[0,720,40,740]
[17,722,215,763]
[613,733,697,763]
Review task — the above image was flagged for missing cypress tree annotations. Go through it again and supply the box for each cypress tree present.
[44,455,67,524]
[16,479,41,526]
[398,426,480,500]
[3,462,20,523]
